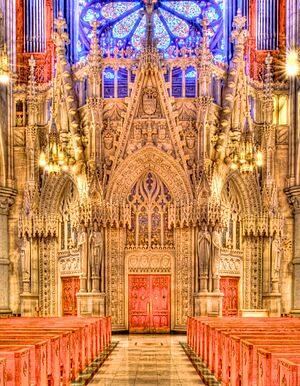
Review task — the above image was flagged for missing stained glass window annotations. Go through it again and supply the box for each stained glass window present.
[79,0,224,61]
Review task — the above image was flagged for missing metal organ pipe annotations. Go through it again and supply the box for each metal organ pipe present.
[257,0,278,50]
[25,0,45,52]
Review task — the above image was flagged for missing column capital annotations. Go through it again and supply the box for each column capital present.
[0,187,17,215]
[284,185,300,214]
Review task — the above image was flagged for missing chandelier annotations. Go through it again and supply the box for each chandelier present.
[39,120,68,174]
[230,124,263,173]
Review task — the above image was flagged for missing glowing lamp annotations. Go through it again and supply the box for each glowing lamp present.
[231,163,238,170]
[286,51,299,77]
[256,151,263,167]
[39,152,47,167]
[58,151,65,165]
[0,72,9,84]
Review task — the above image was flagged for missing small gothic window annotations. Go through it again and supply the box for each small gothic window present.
[185,66,196,98]
[103,67,115,98]
[16,100,24,127]
[172,67,182,98]
[117,67,128,98]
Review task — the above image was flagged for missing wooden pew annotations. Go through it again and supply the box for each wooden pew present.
[278,357,300,386]
[0,347,30,386]
[0,358,6,386]
[187,317,300,386]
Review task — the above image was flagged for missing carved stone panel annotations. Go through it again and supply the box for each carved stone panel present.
[174,228,193,329]
[127,251,172,274]
[106,227,126,329]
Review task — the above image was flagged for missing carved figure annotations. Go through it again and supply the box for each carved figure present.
[272,236,282,279]
[197,225,211,292]
[78,225,88,292]
[211,227,222,292]
[89,222,103,277]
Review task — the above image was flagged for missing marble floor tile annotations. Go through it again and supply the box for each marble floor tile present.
[89,334,204,385]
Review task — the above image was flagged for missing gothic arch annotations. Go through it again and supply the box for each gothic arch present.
[39,173,78,216]
[106,146,193,203]
[222,171,262,216]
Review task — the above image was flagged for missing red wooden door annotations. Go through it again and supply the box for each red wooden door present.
[220,277,239,317]
[128,275,170,333]
[62,277,80,316]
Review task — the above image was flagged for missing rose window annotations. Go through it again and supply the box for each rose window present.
[78,0,224,61]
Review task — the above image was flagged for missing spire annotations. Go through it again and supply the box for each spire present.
[140,0,161,67]
[87,21,103,84]
[27,56,38,126]
[263,53,274,124]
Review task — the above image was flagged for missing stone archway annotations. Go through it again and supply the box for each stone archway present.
[105,147,193,331]
[38,173,79,316]
[220,171,262,311]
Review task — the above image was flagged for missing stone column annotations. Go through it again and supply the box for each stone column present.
[285,186,300,316]
[0,187,16,315]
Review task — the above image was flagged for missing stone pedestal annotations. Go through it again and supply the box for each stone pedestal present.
[194,292,223,317]
[20,294,39,316]
[77,292,105,316]
[285,186,300,315]
[262,293,282,316]
[239,309,269,317]
[0,187,16,315]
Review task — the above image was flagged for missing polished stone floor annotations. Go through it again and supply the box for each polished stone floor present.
[89,334,204,385]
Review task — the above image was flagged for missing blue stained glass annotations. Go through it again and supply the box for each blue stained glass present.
[163,1,201,19]
[79,0,225,62]
[101,2,139,20]
[159,9,189,38]
[131,16,146,48]
[113,9,140,38]
[104,69,115,79]
[153,14,170,49]
[186,68,196,78]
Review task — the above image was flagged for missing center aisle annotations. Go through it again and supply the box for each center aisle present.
[89,334,204,385]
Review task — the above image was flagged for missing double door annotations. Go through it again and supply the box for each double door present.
[128,275,171,333]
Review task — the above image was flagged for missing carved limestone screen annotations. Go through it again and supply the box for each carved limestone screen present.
[58,181,78,251]
[221,179,242,251]
[127,172,173,249]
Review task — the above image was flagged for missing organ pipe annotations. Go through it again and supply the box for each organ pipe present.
[257,0,278,50]
[25,0,45,53]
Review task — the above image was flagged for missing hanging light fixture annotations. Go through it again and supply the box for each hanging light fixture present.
[39,120,68,174]
[230,120,263,173]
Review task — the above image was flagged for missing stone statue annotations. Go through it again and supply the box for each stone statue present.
[211,227,222,276]
[211,227,222,292]
[89,222,103,292]
[272,236,282,280]
[78,225,88,292]
[20,238,31,294]
[197,225,211,292]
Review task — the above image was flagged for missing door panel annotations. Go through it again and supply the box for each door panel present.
[150,276,170,332]
[62,277,80,316]
[220,276,239,317]
[128,275,170,333]
[128,276,150,333]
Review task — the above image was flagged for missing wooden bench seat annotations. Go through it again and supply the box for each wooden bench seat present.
[187,317,300,386]
[0,316,112,386]
[0,347,30,386]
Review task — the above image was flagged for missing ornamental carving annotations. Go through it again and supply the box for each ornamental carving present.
[59,253,81,276]
[127,252,172,274]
